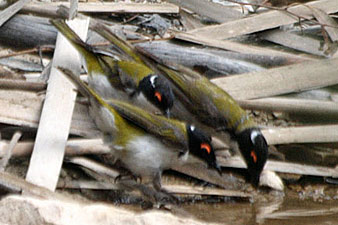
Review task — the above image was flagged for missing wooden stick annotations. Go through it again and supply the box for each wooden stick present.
[217,156,338,177]
[0,131,22,171]
[238,97,338,116]
[262,125,338,145]
[25,18,89,191]
[0,0,31,27]
[0,79,46,92]
[0,139,110,158]
[185,0,338,39]
[212,58,338,100]
[22,2,179,15]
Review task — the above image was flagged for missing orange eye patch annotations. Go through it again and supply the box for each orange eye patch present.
[200,143,211,154]
[250,150,257,163]
[154,91,162,102]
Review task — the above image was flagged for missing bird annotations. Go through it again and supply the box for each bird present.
[86,26,268,186]
[58,67,220,195]
[157,64,268,187]
[51,19,174,117]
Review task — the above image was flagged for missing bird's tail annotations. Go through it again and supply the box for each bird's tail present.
[51,19,94,62]
[58,67,111,110]
[91,22,145,64]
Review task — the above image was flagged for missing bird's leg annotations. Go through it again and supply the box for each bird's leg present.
[151,172,179,205]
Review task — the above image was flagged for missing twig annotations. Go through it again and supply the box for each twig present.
[67,156,120,178]
[0,131,22,171]
[0,46,54,59]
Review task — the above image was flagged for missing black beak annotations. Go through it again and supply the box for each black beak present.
[249,170,261,188]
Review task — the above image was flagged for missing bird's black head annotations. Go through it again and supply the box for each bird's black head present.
[138,74,174,117]
[186,124,221,174]
[237,128,268,187]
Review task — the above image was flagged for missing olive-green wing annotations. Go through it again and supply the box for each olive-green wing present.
[161,63,256,133]
[106,99,189,152]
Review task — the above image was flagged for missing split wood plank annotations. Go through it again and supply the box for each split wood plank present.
[136,41,265,75]
[168,0,243,23]
[262,125,338,145]
[212,57,338,100]
[0,0,30,27]
[260,29,327,57]
[174,32,315,62]
[69,0,78,20]
[0,139,110,158]
[238,97,338,116]
[0,89,99,137]
[25,18,89,191]
[184,0,338,40]
[23,2,179,14]
[217,156,338,177]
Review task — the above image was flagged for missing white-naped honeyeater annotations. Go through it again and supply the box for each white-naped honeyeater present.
[51,19,174,117]
[156,63,268,187]
[58,67,220,193]
[85,27,268,187]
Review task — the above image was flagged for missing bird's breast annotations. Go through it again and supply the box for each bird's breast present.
[121,135,183,177]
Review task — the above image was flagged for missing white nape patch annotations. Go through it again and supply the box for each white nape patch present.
[150,75,158,88]
[190,125,195,131]
[250,130,261,144]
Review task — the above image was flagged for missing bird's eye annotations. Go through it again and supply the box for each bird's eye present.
[250,150,257,163]
[200,143,211,154]
[154,91,162,102]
